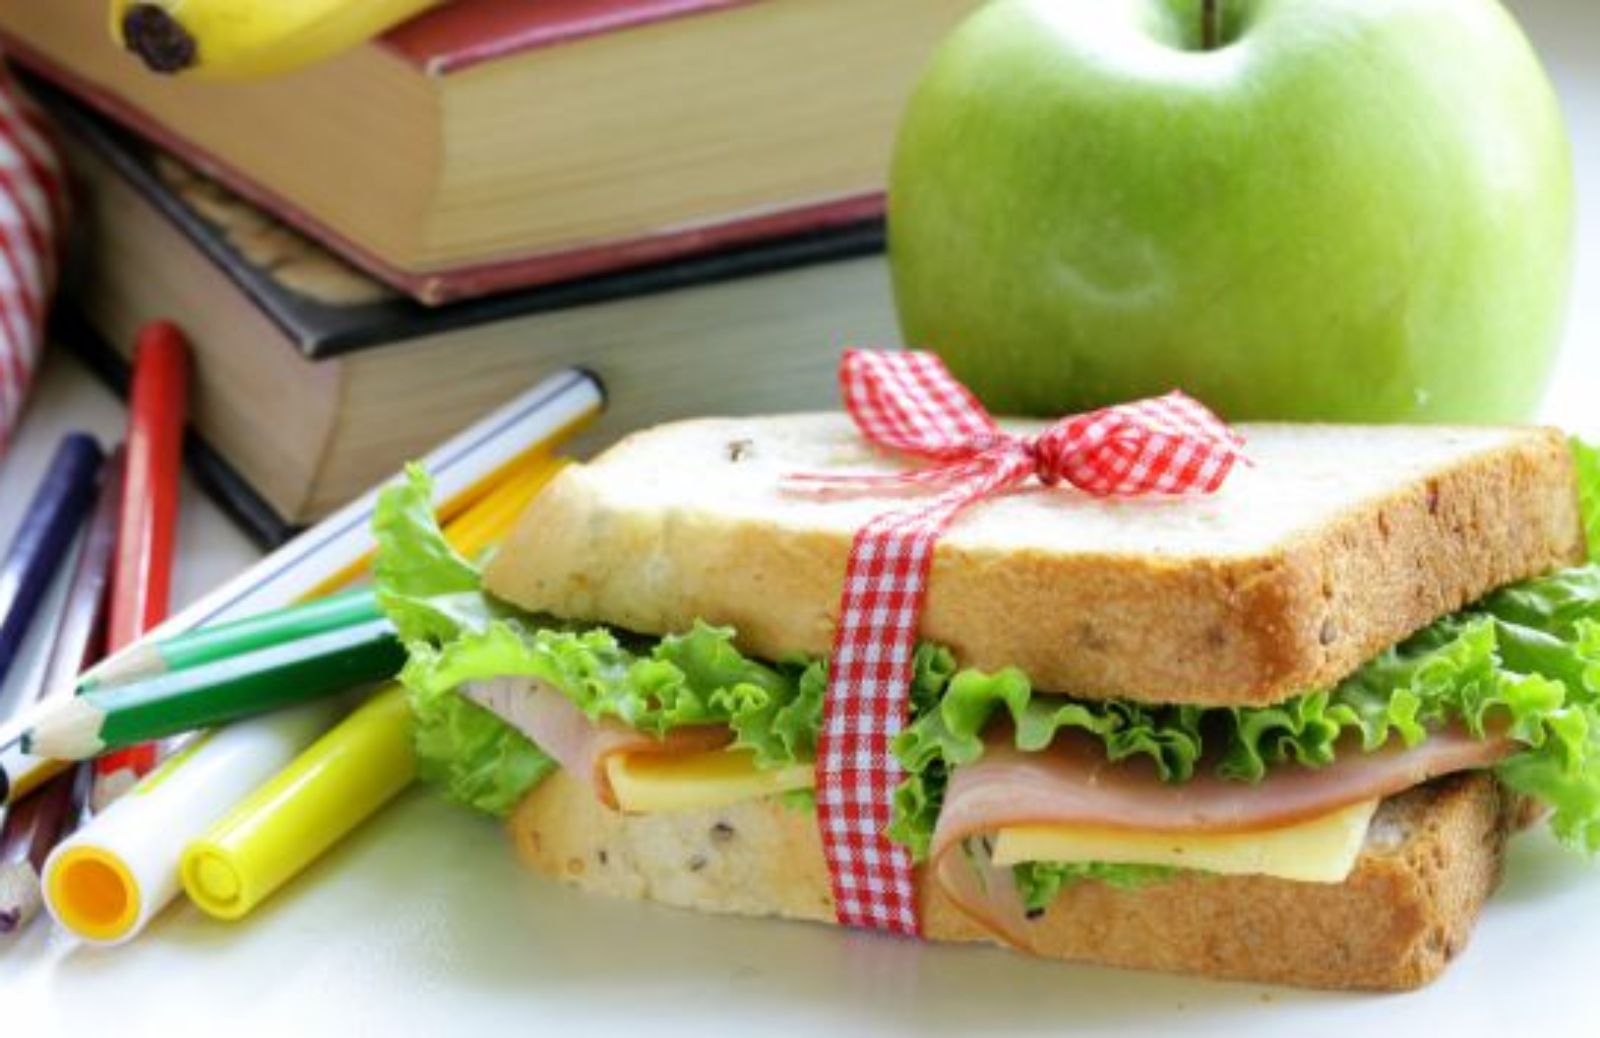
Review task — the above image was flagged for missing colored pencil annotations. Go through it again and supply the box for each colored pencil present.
[77,587,382,692]
[0,764,88,933]
[96,321,190,797]
[0,450,122,931]
[75,454,566,696]
[14,618,402,761]
[0,370,599,806]
[0,452,124,807]
[42,445,570,942]
[38,447,125,704]
[0,433,102,690]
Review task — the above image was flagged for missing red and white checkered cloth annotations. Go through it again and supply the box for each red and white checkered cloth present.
[790,349,1246,937]
[0,66,67,458]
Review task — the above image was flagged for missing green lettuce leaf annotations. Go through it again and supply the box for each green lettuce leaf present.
[1012,862,1181,915]
[400,614,961,779]
[372,467,554,815]
[374,466,842,810]
[407,657,559,816]
[371,470,553,818]
[377,461,1600,873]
[402,617,802,738]
[1574,438,1599,562]
[890,564,1600,861]
[372,465,506,644]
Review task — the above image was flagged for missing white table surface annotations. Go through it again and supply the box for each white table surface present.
[1,2,1597,1033]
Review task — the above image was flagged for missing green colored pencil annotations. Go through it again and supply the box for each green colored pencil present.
[77,588,383,692]
[12,618,404,761]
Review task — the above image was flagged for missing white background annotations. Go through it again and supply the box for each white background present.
[0,0,1597,1033]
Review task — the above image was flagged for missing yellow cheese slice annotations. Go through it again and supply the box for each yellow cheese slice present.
[990,799,1381,884]
[606,748,815,813]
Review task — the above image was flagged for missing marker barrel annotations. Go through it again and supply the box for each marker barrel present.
[182,685,415,921]
[82,367,601,677]
[43,699,343,945]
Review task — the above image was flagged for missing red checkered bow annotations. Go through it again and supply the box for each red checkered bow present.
[789,349,1246,937]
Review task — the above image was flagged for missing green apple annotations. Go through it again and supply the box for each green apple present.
[889,0,1573,421]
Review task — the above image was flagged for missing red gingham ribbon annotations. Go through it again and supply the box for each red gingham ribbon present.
[792,349,1246,937]
[0,65,68,459]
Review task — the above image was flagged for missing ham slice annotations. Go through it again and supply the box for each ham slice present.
[461,677,731,809]
[929,727,1517,950]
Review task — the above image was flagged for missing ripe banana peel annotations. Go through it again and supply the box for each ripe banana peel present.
[112,0,443,80]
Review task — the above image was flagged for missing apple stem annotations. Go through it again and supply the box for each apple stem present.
[1201,0,1221,49]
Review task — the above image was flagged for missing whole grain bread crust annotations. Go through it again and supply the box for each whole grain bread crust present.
[486,419,1583,707]
[509,770,1515,991]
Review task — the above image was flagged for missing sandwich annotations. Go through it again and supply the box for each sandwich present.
[372,412,1600,991]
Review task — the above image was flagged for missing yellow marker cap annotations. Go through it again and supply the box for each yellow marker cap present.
[181,685,416,921]
[47,847,141,942]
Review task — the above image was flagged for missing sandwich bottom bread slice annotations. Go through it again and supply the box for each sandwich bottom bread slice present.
[512,768,1518,991]
[372,417,1600,991]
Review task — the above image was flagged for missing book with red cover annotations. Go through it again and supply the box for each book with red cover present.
[386,0,751,73]
[0,0,974,303]
[38,76,895,541]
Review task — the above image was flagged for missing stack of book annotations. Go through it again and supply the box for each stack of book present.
[0,0,981,542]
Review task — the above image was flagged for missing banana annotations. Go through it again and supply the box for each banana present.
[111,0,443,80]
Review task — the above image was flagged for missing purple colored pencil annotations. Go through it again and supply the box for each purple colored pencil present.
[0,433,104,690]
[35,446,124,704]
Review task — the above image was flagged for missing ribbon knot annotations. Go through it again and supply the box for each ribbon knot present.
[1022,431,1065,486]
[788,349,1245,501]
[790,349,1246,940]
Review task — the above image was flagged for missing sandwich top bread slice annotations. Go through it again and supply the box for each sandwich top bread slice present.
[485,417,1583,705]
[372,417,1600,992]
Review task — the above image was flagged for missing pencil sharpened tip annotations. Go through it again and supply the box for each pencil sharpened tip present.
[0,863,41,935]
[73,644,162,692]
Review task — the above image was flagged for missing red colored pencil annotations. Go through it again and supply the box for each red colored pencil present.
[94,322,189,805]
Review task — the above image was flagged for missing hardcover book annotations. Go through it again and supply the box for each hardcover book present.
[42,85,900,534]
[1,0,978,302]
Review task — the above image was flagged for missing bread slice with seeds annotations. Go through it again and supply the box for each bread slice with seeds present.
[510,768,1516,991]
[486,416,1582,706]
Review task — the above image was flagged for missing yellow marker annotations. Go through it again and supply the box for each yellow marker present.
[39,383,591,941]
[181,686,414,920]
[300,426,580,600]
[444,455,567,561]
[175,458,561,922]
[43,699,341,944]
